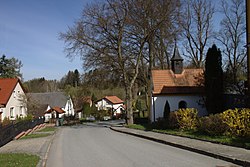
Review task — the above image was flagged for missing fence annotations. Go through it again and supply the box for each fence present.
[0,118,44,147]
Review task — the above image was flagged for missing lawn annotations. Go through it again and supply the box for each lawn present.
[127,124,250,149]
[21,133,51,139]
[37,126,56,132]
[21,126,56,139]
[0,153,39,167]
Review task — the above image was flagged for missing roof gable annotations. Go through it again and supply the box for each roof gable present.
[0,78,19,105]
[152,69,204,94]
[96,96,124,104]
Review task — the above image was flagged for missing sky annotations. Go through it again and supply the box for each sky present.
[0,0,91,81]
[0,0,226,81]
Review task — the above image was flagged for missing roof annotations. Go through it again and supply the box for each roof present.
[27,92,69,108]
[152,69,204,95]
[45,107,65,114]
[105,96,124,104]
[0,78,20,105]
[96,96,124,104]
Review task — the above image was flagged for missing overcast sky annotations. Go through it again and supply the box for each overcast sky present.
[0,0,90,81]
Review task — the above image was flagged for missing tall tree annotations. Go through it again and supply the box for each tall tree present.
[60,0,141,124]
[180,0,215,68]
[0,55,23,79]
[60,0,181,124]
[205,44,223,114]
[215,0,246,94]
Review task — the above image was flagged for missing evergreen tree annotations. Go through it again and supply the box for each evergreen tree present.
[204,44,223,114]
[163,100,170,120]
[0,55,23,79]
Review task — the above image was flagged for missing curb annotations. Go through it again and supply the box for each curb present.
[41,128,57,167]
[110,127,250,167]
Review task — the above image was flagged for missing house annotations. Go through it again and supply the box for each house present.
[0,78,27,122]
[150,44,207,122]
[27,92,74,122]
[95,96,125,117]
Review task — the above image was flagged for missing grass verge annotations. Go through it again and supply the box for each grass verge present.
[37,126,56,132]
[21,133,51,139]
[126,124,250,149]
[0,153,39,167]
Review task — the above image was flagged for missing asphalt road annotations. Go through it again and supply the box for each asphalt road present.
[46,125,238,167]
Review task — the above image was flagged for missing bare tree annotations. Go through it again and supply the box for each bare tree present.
[180,0,215,68]
[60,0,148,124]
[215,0,246,94]
[60,0,181,123]
[129,0,181,115]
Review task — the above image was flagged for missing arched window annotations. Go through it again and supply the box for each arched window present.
[179,101,187,109]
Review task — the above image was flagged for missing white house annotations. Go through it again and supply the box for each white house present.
[28,92,74,122]
[150,45,207,122]
[95,96,125,117]
[0,78,27,121]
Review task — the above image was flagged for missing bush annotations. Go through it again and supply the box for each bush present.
[221,108,250,137]
[168,112,179,129]
[95,110,111,120]
[23,114,33,121]
[2,117,11,126]
[176,108,198,130]
[198,114,228,136]
[152,118,169,129]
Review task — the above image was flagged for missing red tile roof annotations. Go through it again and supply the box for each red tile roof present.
[45,107,66,114]
[104,96,124,104]
[152,69,204,95]
[0,78,19,105]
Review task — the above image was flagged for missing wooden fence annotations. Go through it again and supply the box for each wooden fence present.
[0,118,44,147]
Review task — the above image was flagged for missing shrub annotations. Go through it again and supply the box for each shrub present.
[152,118,169,129]
[221,108,250,137]
[2,117,11,126]
[23,114,33,121]
[168,112,179,129]
[176,108,198,130]
[198,114,228,136]
[95,110,111,120]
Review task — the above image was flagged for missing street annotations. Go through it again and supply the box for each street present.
[46,125,238,167]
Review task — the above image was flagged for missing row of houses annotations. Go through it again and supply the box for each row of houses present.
[0,78,125,123]
[0,78,75,123]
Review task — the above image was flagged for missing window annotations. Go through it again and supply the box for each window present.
[19,106,23,116]
[10,107,14,118]
[178,101,187,109]
[13,91,16,98]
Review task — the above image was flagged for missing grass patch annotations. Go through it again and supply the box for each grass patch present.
[37,126,56,132]
[21,133,51,139]
[126,124,152,131]
[0,153,39,167]
[128,124,250,149]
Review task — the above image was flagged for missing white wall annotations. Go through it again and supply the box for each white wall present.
[151,95,207,122]
[63,98,75,116]
[95,99,124,116]
[1,82,27,120]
